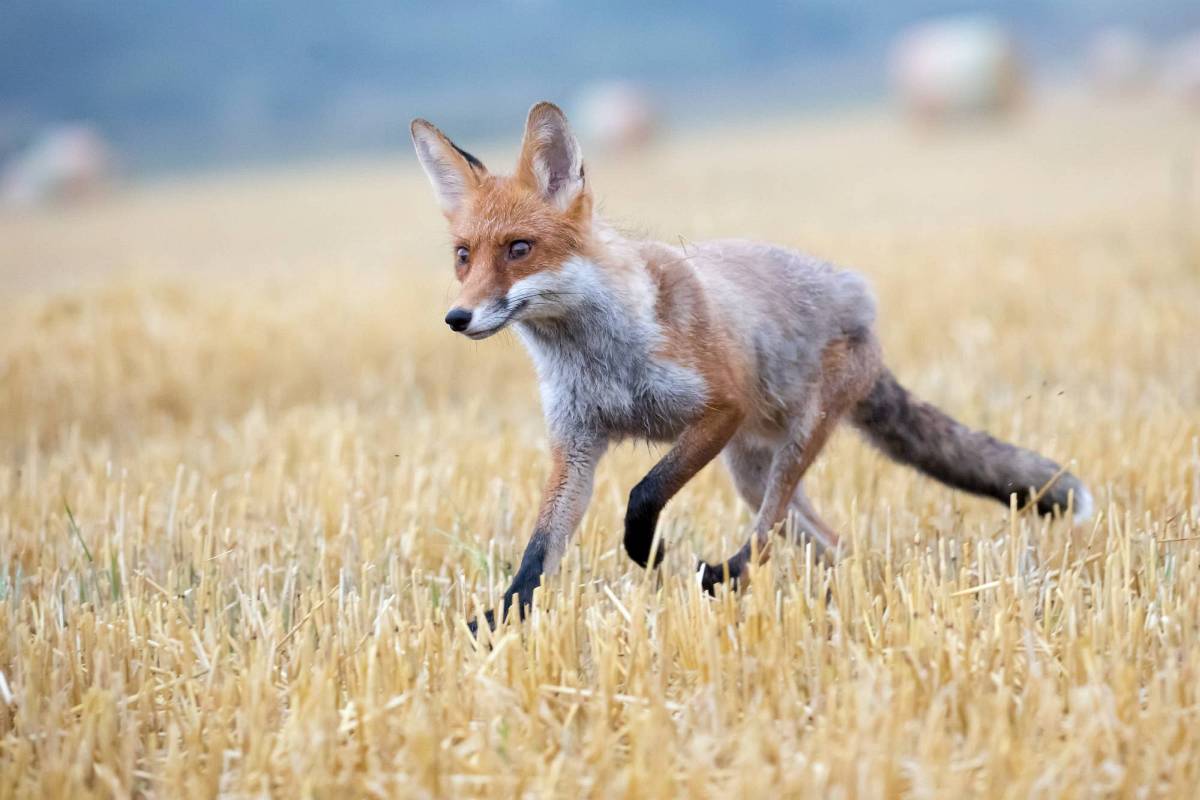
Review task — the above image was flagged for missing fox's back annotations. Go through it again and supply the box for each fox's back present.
[644,238,875,398]
[690,239,874,337]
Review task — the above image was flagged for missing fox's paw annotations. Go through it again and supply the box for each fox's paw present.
[466,610,497,638]
[624,536,667,570]
[697,560,743,595]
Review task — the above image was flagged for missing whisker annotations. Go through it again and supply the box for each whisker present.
[506,289,588,305]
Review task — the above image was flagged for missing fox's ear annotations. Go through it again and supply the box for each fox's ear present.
[410,119,487,216]
[517,102,585,211]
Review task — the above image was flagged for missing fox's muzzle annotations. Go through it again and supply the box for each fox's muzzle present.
[444,307,472,332]
[444,295,525,340]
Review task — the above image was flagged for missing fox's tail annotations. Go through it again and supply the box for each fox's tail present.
[852,369,1093,522]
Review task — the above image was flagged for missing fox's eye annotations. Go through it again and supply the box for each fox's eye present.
[508,240,532,260]
[455,246,469,266]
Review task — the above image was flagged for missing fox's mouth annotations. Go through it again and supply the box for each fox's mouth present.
[464,299,528,339]
[466,327,503,340]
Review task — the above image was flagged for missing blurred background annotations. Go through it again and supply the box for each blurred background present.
[0,0,1196,442]
[4,7,1200,795]
[1,0,1199,195]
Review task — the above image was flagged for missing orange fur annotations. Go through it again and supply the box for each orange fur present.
[447,177,587,310]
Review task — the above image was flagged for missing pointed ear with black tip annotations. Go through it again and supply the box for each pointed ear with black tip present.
[516,102,586,211]
[410,119,487,216]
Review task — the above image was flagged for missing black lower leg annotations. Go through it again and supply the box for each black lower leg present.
[468,531,547,635]
[624,476,668,568]
[697,554,748,595]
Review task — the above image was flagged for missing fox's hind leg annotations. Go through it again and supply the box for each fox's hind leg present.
[702,418,838,593]
[788,484,839,556]
[723,438,770,509]
[701,335,878,593]
[724,440,838,556]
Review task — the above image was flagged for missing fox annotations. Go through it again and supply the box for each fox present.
[410,102,1092,631]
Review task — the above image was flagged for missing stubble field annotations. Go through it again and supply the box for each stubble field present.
[1,96,1199,798]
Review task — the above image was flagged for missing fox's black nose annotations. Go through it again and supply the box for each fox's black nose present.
[444,307,472,332]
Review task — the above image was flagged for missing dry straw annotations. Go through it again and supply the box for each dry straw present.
[1,98,1198,797]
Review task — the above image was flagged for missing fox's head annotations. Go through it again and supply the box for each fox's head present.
[411,102,593,339]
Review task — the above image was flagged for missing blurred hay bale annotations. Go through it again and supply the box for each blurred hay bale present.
[0,123,114,209]
[574,81,657,151]
[889,16,1024,123]
[1163,32,1200,109]
[1087,28,1152,97]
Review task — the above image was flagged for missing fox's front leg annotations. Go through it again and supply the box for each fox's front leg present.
[470,434,607,633]
[623,406,744,568]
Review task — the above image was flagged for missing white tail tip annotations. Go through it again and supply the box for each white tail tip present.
[1072,485,1095,524]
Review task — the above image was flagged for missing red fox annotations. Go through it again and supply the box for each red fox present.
[411,102,1092,630]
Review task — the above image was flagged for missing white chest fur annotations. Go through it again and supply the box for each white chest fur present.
[512,257,707,441]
